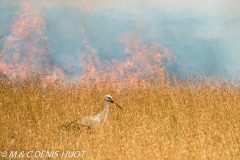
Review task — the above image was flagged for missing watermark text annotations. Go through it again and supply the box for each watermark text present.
[1,150,86,158]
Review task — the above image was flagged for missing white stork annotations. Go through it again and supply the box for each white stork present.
[60,95,122,130]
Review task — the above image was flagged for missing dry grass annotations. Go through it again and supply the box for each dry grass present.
[0,77,240,159]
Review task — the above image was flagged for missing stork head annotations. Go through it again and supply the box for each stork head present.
[104,95,122,109]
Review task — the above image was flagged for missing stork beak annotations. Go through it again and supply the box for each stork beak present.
[111,100,123,110]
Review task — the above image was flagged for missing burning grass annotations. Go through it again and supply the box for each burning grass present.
[0,77,240,159]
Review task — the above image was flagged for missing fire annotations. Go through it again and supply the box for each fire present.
[0,3,175,87]
[78,32,175,86]
[0,3,50,80]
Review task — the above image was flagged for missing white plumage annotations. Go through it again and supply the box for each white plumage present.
[60,95,122,130]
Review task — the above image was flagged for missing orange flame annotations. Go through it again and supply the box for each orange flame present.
[0,3,175,88]
[0,4,50,79]
[78,32,175,86]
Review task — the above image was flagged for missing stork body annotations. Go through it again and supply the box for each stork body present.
[60,95,122,130]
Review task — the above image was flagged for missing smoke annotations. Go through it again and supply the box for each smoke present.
[0,4,50,78]
[0,0,240,83]
[0,2,174,84]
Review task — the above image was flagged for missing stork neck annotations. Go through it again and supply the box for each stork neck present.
[99,101,110,123]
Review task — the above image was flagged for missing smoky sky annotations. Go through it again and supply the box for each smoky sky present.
[0,1,240,79]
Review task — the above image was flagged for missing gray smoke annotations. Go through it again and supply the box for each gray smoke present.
[0,1,240,80]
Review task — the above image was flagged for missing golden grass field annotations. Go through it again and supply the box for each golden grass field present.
[0,77,240,159]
